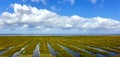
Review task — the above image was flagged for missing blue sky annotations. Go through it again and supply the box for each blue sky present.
[0,0,120,35]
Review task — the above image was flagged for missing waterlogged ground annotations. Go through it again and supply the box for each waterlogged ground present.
[0,36,120,57]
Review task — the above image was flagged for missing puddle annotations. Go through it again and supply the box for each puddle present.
[102,47,118,56]
[73,45,96,56]
[80,47,95,55]
[83,45,118,56]
[96,53,106,57]
[58,44,80,57]
[11,45,27,57]
[32,44,40,57]
[72,45,107,57]
[117,47,120,48]
[47,43,58,57]
[0,46,13,55]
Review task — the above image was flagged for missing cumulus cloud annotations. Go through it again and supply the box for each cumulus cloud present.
[0,3,120,32]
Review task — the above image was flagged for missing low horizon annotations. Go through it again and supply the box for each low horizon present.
[0,33,120,36]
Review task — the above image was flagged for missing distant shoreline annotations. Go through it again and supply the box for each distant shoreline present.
[0,34,119,36]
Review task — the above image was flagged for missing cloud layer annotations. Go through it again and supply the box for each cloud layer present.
[0,3,120,34]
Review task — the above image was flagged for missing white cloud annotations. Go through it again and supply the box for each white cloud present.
[31,0,47,5]
[0,3,120,32]
[21,24,29,29]
[65,24,72,28]
[0,20,4,26]
[35,26,42,30]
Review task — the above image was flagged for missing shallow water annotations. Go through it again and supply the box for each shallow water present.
[89,46,117,56]
[83,45,118,56]
[11,45,27,57]
[80,47,95,55]
[58,44,80,57]
[102,47,118,56]
[47,43,58,56]
[32,44,40,57]
[72,45,107,57]
[0,46,13,55]
[117,47,120,48]
[96,53,107,57]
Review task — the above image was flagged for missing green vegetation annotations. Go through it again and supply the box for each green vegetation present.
[0,36,120,57]
[0,36,31,57]
[48,39,74,57]
[22,38,38,57]
[39,38,52,57]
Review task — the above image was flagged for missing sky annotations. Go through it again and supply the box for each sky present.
[0,0,120,35]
